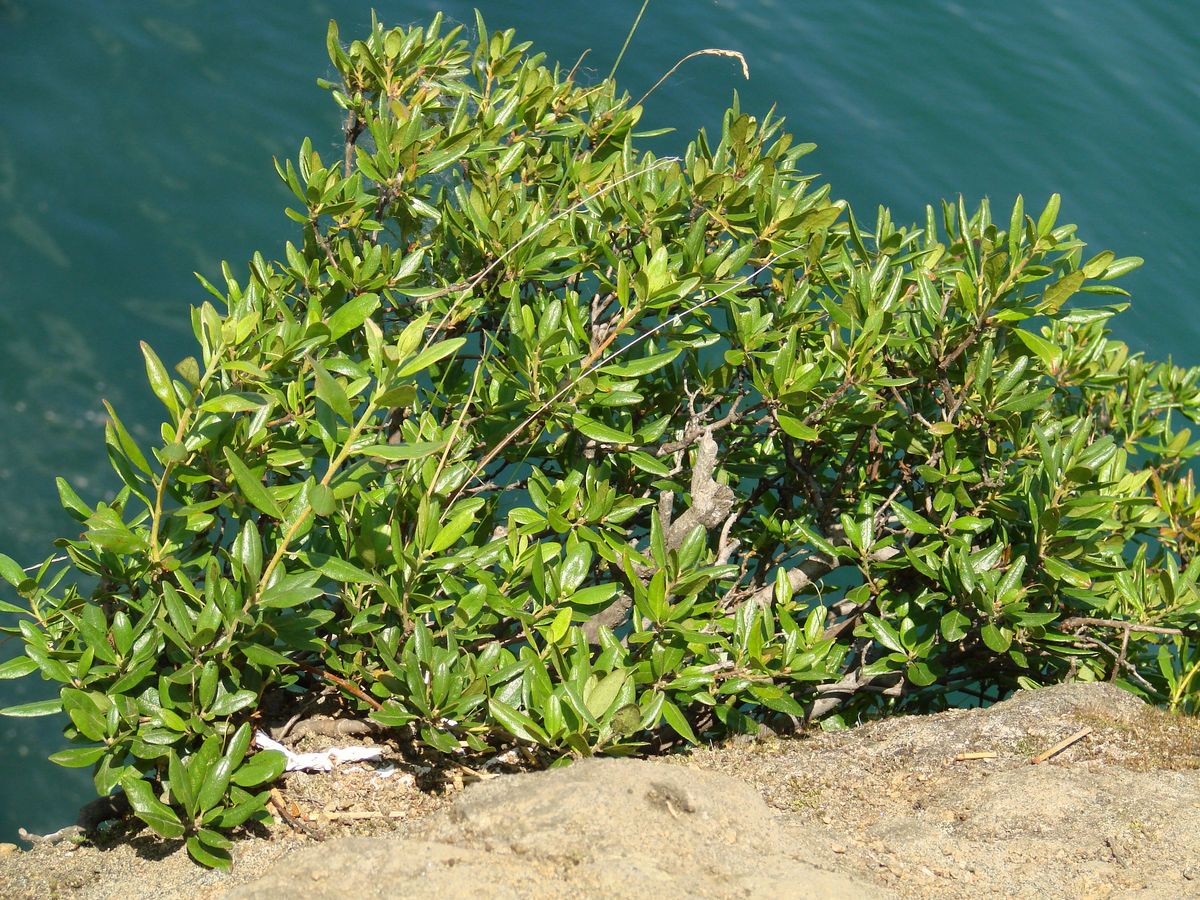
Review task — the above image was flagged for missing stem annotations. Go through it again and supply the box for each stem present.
[255,399,378,605]
[220,378,384,648]
[423,158,680,344]
[448,245,808,505]
[1172,654,1200,712]
[608,0,652,80]
[149,352,223,561]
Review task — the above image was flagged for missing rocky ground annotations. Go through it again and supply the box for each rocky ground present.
[2,681,1199,899]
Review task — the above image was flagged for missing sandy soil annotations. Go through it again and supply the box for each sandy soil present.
[2,681,1198,899]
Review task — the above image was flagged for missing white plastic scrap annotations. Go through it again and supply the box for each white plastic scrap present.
[254,730,384,772]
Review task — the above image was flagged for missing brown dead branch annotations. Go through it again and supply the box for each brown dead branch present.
[953,751,998,762]
[1030,727,1093,765]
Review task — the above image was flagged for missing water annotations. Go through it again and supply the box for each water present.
[0,0,1195,841]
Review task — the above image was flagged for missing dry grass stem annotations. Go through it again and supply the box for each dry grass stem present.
[634,49,750,109]
[1030,727,1093,765]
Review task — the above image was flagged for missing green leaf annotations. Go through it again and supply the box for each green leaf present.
[186,835,232,870]
[626,450,671,476]
[892,503,938,536]
[258,572,325,609]
[140,341,179,417]
[571,414,634,446]
[209,690,257,717]
[0,656,39,679]
[1036,193,1060,237]
[197,753,236,813]
[599,348,680,379]
[328,293,381,340]
[232,519,263,587]
[797,205,842,234]
[160,442,187,463]
[1040,271,1085,313]
[87,526,147,555]
[309,483,336,517]
[660,700,698,744]
[102,400,152,476]
[0,553,26,587]
[777,415,819,441]
[610,703,642,736]
[1013,328,1061,369]
[1099,256,1143,280]
[488,698,549,745]
[56,478,93,520]
[1042,556,1092,589]
[980,623,1012,653]
[231,750,287,787]
[353,440,447,461]
[0,698,62,717]
[222,447,284,519]
[428,506,479,554]
[906,661,937,687]
[311,554,378,583]
[199,393,268,414]
[122,776,185,839]
[584,669,627,719]
[547,607,573,643]
[862,614,904,654]
[1007,194,1024,261]
[396,337,466,378]
[195,827,233,850]
[940,610,970,642]
[62,688,108,741]
[168,750,197,816]
[240,644,292,666]
[568,583,620,608]
[559,542,593,595]
[49,746,107,768]
[375,383,417,408]
[311,357,353,423]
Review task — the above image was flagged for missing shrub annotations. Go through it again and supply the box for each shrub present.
[3,13,1200,866]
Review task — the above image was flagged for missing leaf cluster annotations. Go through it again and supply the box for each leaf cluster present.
[3,13,1200,866]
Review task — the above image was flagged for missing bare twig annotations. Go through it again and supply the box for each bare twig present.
[632,49,749,109]
[425,156,681,338]
[1030,727,1092,765]
[22,554,68,573]
[293,661,382,711]
[1112,626,1131,683]
[450,243,809,504]
[658,395,747,456]
[1070,635,1155,691]
[954,751,998,762]
[716,508,741,566]
[1060,616,1190,637]
[566,47,591,83]
[270,789,325,841]
[748,531,900,608]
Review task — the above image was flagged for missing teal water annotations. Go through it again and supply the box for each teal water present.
[1,0,1196,841]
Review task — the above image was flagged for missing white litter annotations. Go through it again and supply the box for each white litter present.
[254,730,384,772]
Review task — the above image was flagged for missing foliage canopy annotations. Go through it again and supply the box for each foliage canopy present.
[3,13,1200,866]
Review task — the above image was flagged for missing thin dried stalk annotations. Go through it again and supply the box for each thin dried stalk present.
[633,49,750,109]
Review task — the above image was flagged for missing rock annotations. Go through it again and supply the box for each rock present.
[7,683,1200,900]
[231,757,881,900]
